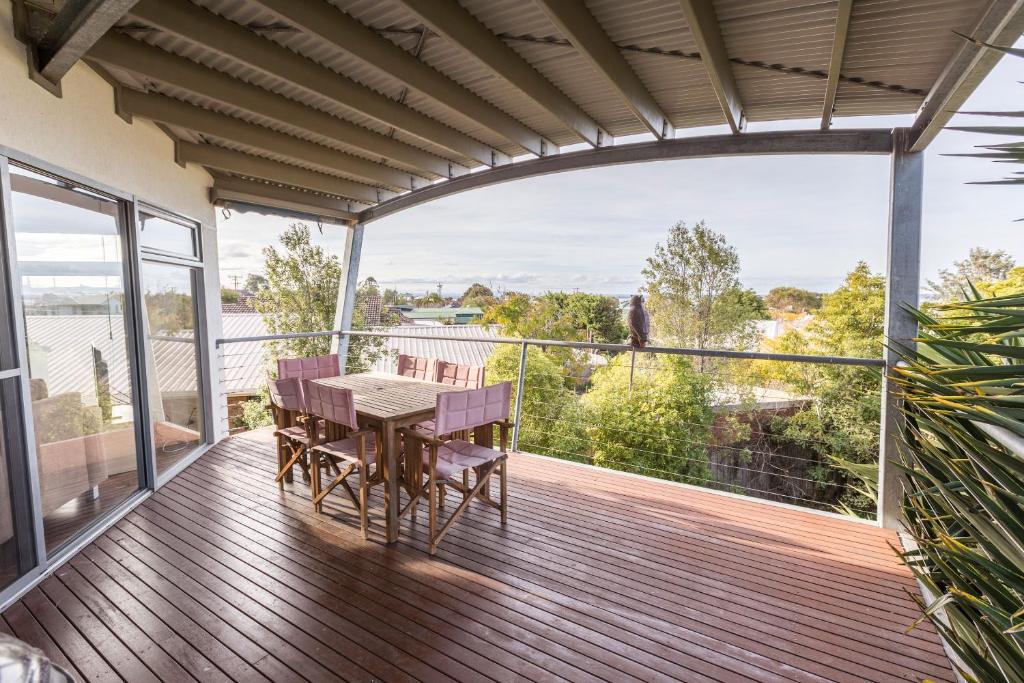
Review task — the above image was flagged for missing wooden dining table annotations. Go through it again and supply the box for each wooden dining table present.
[309,371,462,542]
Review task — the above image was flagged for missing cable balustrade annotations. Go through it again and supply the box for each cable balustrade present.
[214,328,884,519]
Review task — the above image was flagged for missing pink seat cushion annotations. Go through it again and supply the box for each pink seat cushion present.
[312,433,376,467]
[423,439,504,480]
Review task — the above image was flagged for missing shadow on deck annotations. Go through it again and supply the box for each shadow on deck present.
[1,428,952,682]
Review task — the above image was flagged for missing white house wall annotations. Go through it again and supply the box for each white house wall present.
[0,1,226,439]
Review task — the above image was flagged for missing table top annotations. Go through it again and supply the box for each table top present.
[311,371,461,422]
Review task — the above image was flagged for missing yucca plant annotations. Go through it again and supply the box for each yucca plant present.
[892,288,1024,682]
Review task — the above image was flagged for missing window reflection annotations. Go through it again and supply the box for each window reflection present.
[139,212,197,257]
[141,262,204,471]
[10,166,141,553]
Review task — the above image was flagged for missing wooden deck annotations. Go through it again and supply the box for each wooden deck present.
[1,428,953,683]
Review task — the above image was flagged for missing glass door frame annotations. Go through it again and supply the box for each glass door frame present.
[133,202,213,488]
[0,145,202,609]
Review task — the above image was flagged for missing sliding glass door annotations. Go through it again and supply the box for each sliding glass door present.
[7,164,143,553]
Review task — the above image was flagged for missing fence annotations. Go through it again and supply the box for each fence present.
[215,328,885,519]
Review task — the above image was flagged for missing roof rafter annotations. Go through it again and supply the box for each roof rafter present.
[395,0,608,147]
[117,89,417,192]
[908,0,1024,151]
[534,0,671,140]
[31,0,139,86]
[249,0,556,157]
[128,0,505,167]
[175,141,389,206]
[211,175,359,224]
[820,0,852,130]
[677,0,744,133]
[87,33,459,179]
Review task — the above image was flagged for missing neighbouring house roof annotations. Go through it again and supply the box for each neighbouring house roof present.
[368,325,500,373]
[356,295,383,327]
[25,315,205,405]
[405,307,484,321]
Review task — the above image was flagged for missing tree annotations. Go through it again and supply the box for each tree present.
[764,286,821,313]
[461,283,496,309]
[977,265,1024,297]
[382,288,407,305]
[642,220,761,366]
[251,223,340,359]
[583,354,714,483]
[925,247,1015,303]
[415,291,445,307]
[221,288,240,304]
[482,292,531,331]
[244,273,268,292]
[553,292,627,343]
[485,345,589,459]
[757,262,886,516]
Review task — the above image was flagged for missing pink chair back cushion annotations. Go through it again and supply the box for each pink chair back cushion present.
[435,360,485,389]
[278,354,340,381]
[397,354,436,381]
[268,377,305,413]
[303,380,358,430]
[434,382,511,436]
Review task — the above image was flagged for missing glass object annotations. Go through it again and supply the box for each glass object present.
[138,211,197,258]
[141,261,204,472]
[9,165,141,553]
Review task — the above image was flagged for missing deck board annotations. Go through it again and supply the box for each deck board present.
[3,429,954,682]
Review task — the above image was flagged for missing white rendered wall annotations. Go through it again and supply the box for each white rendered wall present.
[0,2,227,440]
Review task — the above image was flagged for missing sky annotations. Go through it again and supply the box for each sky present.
[216,45,1024,299]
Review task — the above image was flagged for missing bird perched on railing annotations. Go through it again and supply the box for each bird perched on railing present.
[627,295,649,348]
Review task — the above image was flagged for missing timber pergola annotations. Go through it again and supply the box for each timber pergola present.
[12,0,1024,529]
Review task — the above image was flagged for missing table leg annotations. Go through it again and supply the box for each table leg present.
[382,420,400,543]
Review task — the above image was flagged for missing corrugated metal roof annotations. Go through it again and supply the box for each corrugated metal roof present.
[368,324,500,373]
[71,0,1008,214]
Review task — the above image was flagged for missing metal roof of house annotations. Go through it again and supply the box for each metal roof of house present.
[15,1,1024,224]
[368,324,499,373]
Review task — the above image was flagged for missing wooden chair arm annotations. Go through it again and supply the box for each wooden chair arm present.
[397,427,445,447]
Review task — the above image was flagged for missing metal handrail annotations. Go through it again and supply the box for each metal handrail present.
[216,328,885,367]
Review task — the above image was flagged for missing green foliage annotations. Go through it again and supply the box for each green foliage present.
[235,387,273,431]
[482,292,532,332]
[757,262,886,516]
[485,345,589,459]
[642,220,761,361]
[382,288,406,305]
[893,290,1024,682]
[978,266,1024,298]
[221,288,240,304]
[244,273,268,292]
[583,354,714,483]
[926,247,1016,303]
[251,223,340,359]
[764,286,822,313]
[415,291,445,307]
[542,292,627,343]
[145,289,194,334]
[461,283,496,309]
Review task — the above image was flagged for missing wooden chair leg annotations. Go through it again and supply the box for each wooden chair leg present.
[360,468,369,540]
[461,470,469,501]
[276,438,286,489]
[311,451,323,513]
[500,459,507,525]
[428,458,438,555]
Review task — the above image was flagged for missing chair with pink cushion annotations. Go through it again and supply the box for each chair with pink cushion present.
[268,377,315,489]
[396,354,437,381]
[278,354,341,381]
[400,382,513,554]
[303,380,382,535]
[413,360,486,437]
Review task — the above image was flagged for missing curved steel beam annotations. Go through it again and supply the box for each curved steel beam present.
[359,128,893,223]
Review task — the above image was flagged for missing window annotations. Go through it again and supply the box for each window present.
[139,210,198,259]
[140,261,205,472]
[9,165,142,553]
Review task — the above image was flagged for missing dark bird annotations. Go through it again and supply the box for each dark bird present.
[627,295,649,348]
